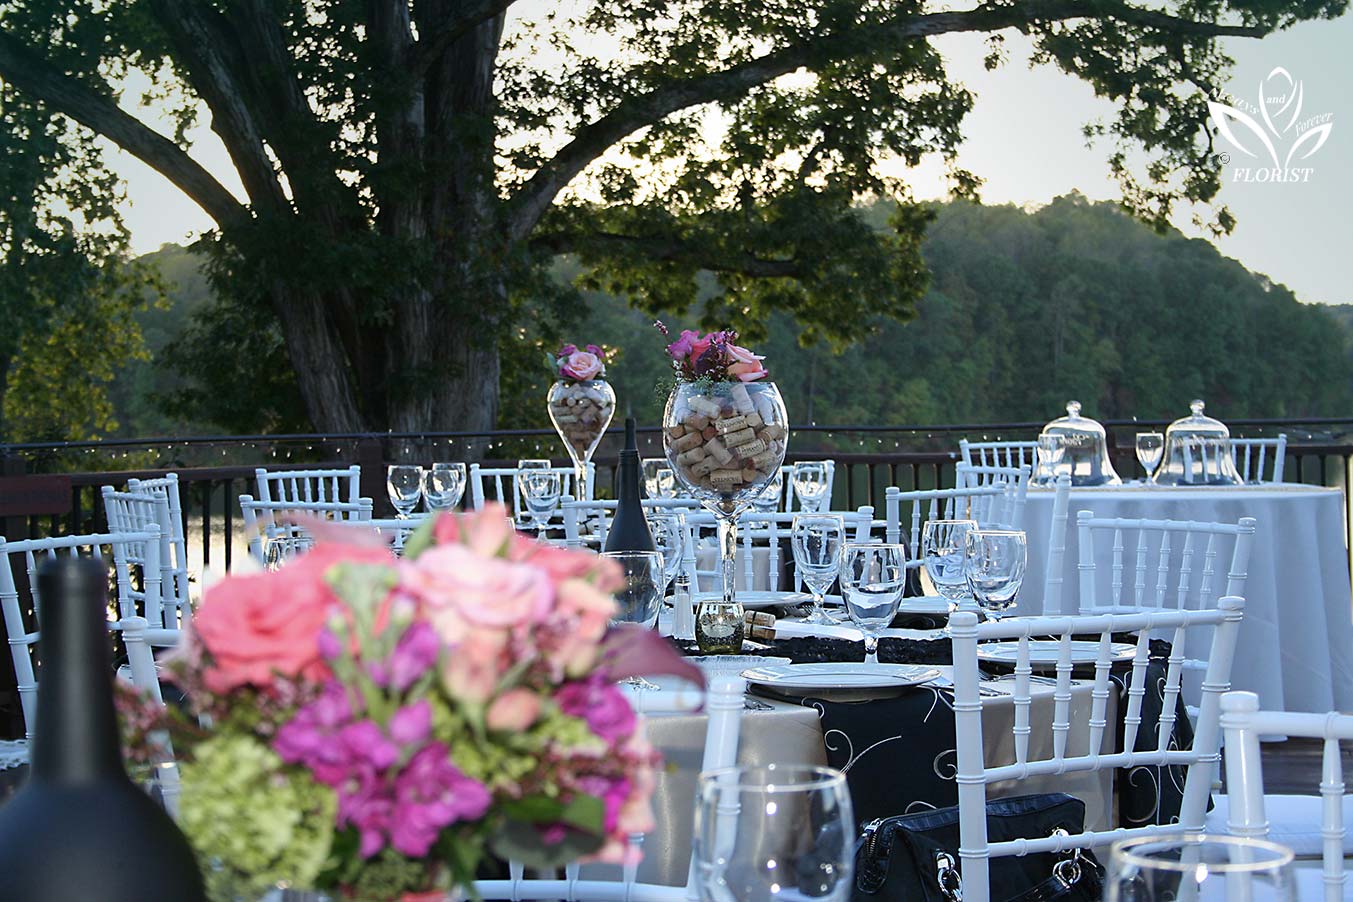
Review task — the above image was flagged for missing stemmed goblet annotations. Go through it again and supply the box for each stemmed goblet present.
[791,515,846,625]
[922,518,977,618]
[386,464,424,519]
[1137,432,1165,482]
[518,470,561,536]
[422,462,466,513]
[963,529,1027,622]
[791,461,830,513]
[839,543,907,663]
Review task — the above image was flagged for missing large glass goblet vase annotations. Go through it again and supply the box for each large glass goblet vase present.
[663,381,788,653]
[547,379,615,504]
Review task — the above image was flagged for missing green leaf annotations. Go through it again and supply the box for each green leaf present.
[558,793,606,835]
[501,796,566,824]
[400,517,439,560]
[488,822,605,871]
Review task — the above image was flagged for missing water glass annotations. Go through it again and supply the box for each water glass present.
[263,531,313,571]
[646,511,686,594]
[422,462,466,512]
[922,519,977,612]
[1036,433,1067,481]
[518,470,561,535]
[839,543,906,663]
[695,764,854,902]
[791,515,846,625]
[791,462,830,512]
[1137,431,1165,480]
[1105,834,1296,901]
[601,550,664,630]
[964,529,1027,621]
[386,464,424,518]
[655,467,678,499]
[642,458,667,498]
[751,468,785,515]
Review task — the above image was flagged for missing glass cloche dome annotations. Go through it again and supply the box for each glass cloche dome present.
[1037,401,1121,486]
[1152,400,1243,486]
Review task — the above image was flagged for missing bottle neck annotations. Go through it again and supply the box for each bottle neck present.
[32,559,127,783]
[617,451,641,501]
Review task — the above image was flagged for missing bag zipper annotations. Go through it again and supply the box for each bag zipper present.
[861,818,886,859]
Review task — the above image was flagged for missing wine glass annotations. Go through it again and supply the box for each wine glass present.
[601,550,664,631]
[1036,433,1067,484]
[1105,834,1296,901]
[518,470,561,536]
[646,511,686,595]
[654,467,678,499]
[1137,431,1165,481]
[642,458,668,498]
[963,529,1027,622]
[839,543,907,664]
[750,468,784,525]
[922,518,977,616]
[422,462,466,512]
[792,462,830,513]
[263,530,313,571]
[791,515,846,625]
[386,464,424,518]
[694,764,854,902]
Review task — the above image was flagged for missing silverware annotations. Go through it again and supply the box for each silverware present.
[743,697,773,711]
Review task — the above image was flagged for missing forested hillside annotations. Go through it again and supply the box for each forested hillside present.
[111,194,1353,437]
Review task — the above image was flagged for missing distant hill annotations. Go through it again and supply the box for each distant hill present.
[113,196,1353,435]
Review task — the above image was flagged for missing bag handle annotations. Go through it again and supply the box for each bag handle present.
[932,828,1093,902]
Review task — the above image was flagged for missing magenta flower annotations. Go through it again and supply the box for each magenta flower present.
[585,344,604,357]
[388,621,441,691]
[390,743,492,857]
[338,721,401,772]
[556,676,637,743]
[558,343,578,357]
[389,700,432,747]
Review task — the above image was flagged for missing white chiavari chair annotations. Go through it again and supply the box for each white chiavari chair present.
[366,515,432,555]
[470,463,593,524]
[682,507,874,594]
[102,487,187,630]
[1231,435,1288,484]
[960,439,1039,471]
[948,597,1246,902]
[955,463,1031,530]
[239,495,373,564]
[125,472,192,617]
[1216,690,1353,900]
[1041,476,1074,616]
[473,675,747,902]
[254,465,363,516]
[0,532,175,747]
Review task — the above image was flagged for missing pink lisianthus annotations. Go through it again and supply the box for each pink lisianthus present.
[486,687,543,732]
[726,344,769,382]
[560,350,603,381]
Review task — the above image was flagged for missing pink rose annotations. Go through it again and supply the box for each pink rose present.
[432,504,515,557]
[193,543,393,693]
[726,344,768,382]
[548,578,620,676]
[442,627,509,704]
[487,688,542,732]
[561,350,603,381]
[688,333,713,361]
[401,544,553,637]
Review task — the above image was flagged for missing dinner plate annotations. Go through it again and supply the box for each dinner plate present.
[895,595,952,615]
[695,591,806,610]
[740,662,941,692]
[976,640,1136,667]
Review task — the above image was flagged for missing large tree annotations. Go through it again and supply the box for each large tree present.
[0,1,1342,433]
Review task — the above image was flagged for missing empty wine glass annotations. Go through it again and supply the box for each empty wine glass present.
[263,530,313,571]
[601,550,665,631]
[1106,834,1296,901]
[964,529,1027,622]
[422,462,466,512]
[792,462,830,513]
[518,470,561,536]
[642,458,667,498]
[1036,433,1067,483]
[654,467,678,499]
[750,468,784,524]
[922,519,977,615]
[646,511,686,595]
[839,543,907,663]
[386,464,424,518]
[695,764,854,902]
[791,515,846,625]
[1137,431,1165,481]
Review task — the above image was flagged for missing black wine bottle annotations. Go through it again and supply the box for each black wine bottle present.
[0,557,205,901]
[604,416,656,553]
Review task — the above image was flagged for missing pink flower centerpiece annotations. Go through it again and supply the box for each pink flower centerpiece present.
[118,504,699,902]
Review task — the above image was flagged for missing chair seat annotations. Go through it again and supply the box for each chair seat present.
[1207,793,1353,857]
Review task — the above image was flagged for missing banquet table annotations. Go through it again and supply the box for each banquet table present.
[1019,483,1353,714]
[610,671,1116,887]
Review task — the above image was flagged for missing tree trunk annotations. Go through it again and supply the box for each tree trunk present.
[269,282,366,433]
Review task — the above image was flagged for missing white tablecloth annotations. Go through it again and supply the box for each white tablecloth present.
[1020,484,1353,714]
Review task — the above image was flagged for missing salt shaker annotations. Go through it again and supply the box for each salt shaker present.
[671,573,696,641]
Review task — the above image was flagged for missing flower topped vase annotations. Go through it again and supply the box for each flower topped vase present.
[657,325,787,654]
[546,343,616,504]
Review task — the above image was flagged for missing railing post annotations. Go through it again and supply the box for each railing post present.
[356,437,389,516]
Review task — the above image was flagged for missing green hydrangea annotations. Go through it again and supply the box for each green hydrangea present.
[178,734,336,901]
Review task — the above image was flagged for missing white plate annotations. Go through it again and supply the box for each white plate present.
[695,591,804,610]
[895,595,952,615]
[976,640,1136,667]
[740,662,941,692]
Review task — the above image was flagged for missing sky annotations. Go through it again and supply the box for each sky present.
[106,7,1352,304]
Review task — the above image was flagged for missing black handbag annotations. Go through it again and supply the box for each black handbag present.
[854,793,1104,902]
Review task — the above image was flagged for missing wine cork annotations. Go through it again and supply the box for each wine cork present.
[689,414,710,431]
[702,426,717,440]
[750,451,779,470]
[742,610,775,627]
[748,624,776,641]
[740,467,758,483]
[744,412,763,429]
[753,392,775,422]
[688,396,721,419]
[666,423,687,438]
[728,383,754,414]
[715,415,748,434]
[554,413,578,424]
[690,457,717,477]
[710,469,743,487]
[677,446,707,466]
[723,427,756,447]
[736,438,768,459]
[673,431,703,453]
[704,437,733,465]
[761,424,785,441]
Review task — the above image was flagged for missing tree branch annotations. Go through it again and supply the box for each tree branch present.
[535,230,807,279]
[0,31,244,226]
[507,0,1268,240]
[407,0,517,77]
